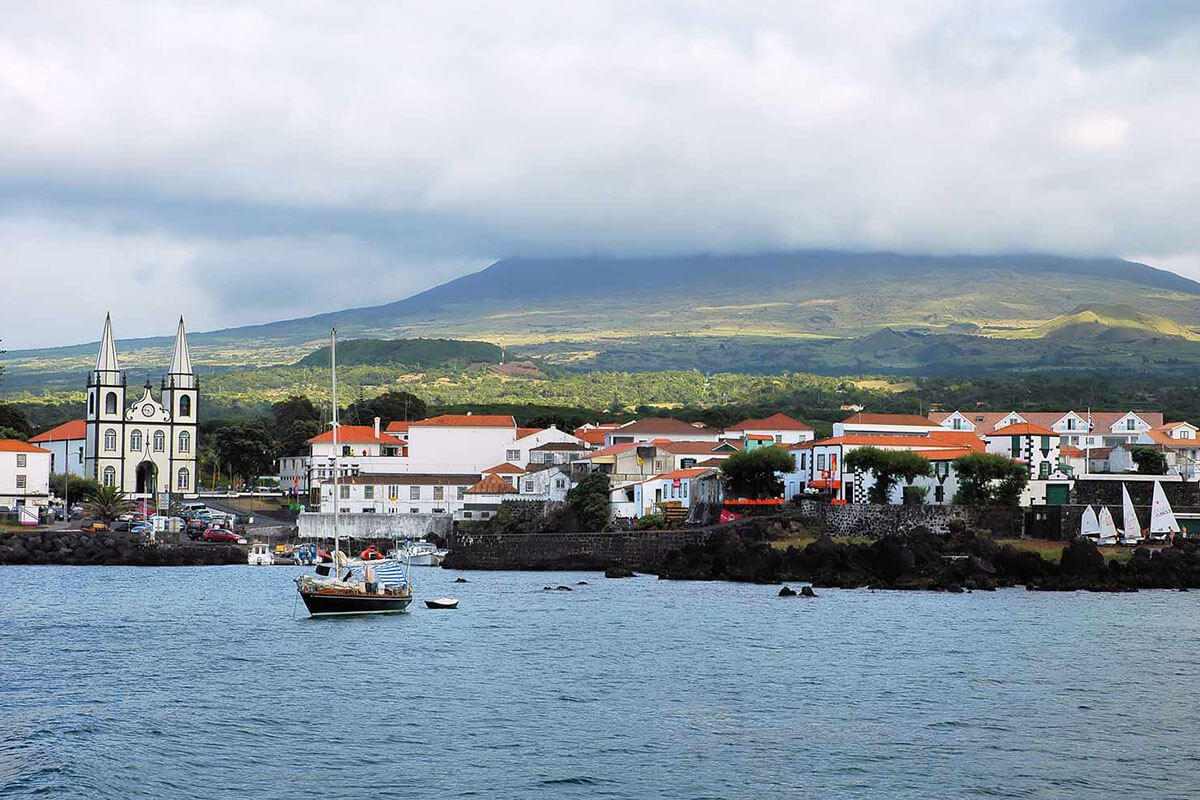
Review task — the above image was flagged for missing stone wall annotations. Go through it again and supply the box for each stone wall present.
[1073,477,1199,507]
[442,527,717,571]
[0,529,245,565]
[297,512,451,540]
[793,500,1024,539]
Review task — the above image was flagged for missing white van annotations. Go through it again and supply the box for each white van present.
[180,502,208,513]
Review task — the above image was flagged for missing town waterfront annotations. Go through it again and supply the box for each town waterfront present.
[2,566,1199,799]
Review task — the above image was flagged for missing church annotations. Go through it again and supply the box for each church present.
[84,314,199,501]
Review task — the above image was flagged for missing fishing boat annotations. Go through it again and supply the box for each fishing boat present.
[1147,480,1181,543]
[295,329,413,617]
[396,540,445,567]
[1080,505,1100,540]
[1096,507,1118,546]
[248,543,273,566]
[1120,484,1144,546]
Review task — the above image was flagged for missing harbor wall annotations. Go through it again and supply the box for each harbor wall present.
[0,529,245,566]
[297,512,452,540]
[792,500,1024,539]
[442,527,716,571]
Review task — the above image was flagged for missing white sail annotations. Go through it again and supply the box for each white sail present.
[1150,481,1180,534]
[1080,505,1100,539]
[1120,484,1143,544]
[1097,507,1118,546]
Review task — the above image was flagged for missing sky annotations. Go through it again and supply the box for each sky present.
[3,0,1200,349]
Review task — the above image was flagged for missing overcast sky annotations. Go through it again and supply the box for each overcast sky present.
[3,0,1200,349]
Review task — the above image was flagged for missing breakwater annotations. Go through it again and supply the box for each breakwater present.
[0,530,245,566]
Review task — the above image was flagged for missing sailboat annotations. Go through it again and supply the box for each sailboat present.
[295,329,414,617]
[1120,484,1143,546]
[1080,505,1100,540]
[1148,480,1181,543]
[1096,507,1118,546]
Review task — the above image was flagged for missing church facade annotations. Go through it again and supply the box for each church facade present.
[84,314,199,500]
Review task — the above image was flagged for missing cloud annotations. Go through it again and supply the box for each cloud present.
[2,1,1200,346]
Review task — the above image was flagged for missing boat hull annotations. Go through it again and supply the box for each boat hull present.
[299,590,413,616]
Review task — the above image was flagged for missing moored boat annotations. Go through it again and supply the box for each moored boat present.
[425,597,459,609]
[248,542,273,566]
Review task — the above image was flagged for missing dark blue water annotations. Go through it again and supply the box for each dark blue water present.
[2,566,1199,799]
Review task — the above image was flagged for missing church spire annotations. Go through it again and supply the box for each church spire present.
[169,316,193,376]
[95,312,120,376]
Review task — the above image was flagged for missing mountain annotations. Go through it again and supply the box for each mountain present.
[6,250,1200,391]
[294,338,503,368]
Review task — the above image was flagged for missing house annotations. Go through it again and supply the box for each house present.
[406,414,519,474]
[457,474,520,521]
[514,464,572,502]
[384,420,411,443]
[574,424,621,448]
[610,467,716,519]
[786,432,985,503]
[579,439,738,483]
[932,410,1164,449]
[834,412,944,438]
[504,426,588,467]
[603,418,721,446]
[0,440,53,514]
[527,441,590,467]
[722,412,815,445]
[301,419,407,501]
[981,423,1070,505]
[318,473,479,515]
[29,419,87,478]
[1110,422,1200,478]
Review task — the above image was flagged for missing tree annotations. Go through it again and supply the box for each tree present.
[213,420,277,486]
[85,485,131,524]
[278,418,322,457]
[952,452,1029,506]
[1131,447,1168,475]
[567,471,610,530]
[271,395,320,432]
[344,391,426,425]
[0,404,31,439]
[50,473,102,503]
[720,447,795,500]
[843,446,932,504]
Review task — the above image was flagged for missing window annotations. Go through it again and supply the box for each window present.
[1011,436,1020,458]
[1126,418,1136,431]
[681,458,696,469]
[410,508,419,514]
[934,485,944,503]
[653,459,663,472]
[103,466,116,487]
[463,511,473,519]
[952,417,963,430]
[388,485,399,501]
[104,429,117,451]
[179,431,190,453]
[89,393,95,414]
[130,431,142,451]
[105,392,117,415]
[799,453,806,470]
[364,485,374,500]
[523,480,533,492]
[1038,461,1050,480]
[555,478,566,489]
[16,454,25,467]
[339,485,350,499]
[775,435,782,443]
[817,453,826,471]
[434,486,444,501]
[1040,436,1050,451]
[361,507,375,513]
[16,474,25,489]
[179,395,191,417]
[457,486,467,500]
[153,431,165,452]
[410,485,421,500]
[178,468,190,491]
[342,445,352,457]
[1066,418,1076,431]
[506,449,520,461]
[78,447,84,464]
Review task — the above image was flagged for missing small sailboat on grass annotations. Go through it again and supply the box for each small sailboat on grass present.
[1148,480,1181,543]
[1096,506,1118,546]
[1120,484,1144,546]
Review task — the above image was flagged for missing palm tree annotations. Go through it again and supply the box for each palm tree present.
[85,485,131,524]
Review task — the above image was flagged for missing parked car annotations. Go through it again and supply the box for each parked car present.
[201,527,246,544]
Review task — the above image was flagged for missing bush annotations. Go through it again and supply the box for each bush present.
[636,513,667,530]
[567,471,610,531]
[720,447,795,500]
[902,486,927,505]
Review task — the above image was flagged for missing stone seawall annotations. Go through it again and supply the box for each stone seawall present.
[794,500,1024,539]
[442,527,718,571]
[0,529,245,566]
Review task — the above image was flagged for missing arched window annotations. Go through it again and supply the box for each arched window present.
[130,431,142,451]
[178,467,190,491]
[104,429,117,451]
[103,466,116,487]
[88,393,95,414]
[153,431,165,452]
[178,431,190,453]
[179,395,191,417]
[105,392,117,415]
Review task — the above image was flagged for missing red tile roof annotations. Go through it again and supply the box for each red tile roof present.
[515,427,543,439]
[483,462,526,474]
[30,419,87,442]
[639,467,714,484]
[385,421,411,433]
[654,440,728,455]
[988,422,1057,437]
[575,429,609,446]
[745,433,775,441]
[612,418,713,436]
[306,425,398,445]
[804,434,971,449]
[842,412,938,427]
[725,412,813,432]
[466,474,519,494]
[0,440,51,453]
[411,414,516,428]
[926,430,987,451]
[583,442,640,459]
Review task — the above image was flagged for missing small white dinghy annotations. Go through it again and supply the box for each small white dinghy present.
[1080,505,1100,541]
[425,597,459,609]
[1096,507,1118,546]
[1120,483,1144,546]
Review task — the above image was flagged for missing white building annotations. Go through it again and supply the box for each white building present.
[833,412,944,438]
[933,409,1163,450]
[981,422,1071,505]
[722,412,815,445]
[319,473,479,515]
[611,467,716,519]
[29,419,87,478]
[406,414,520,474]
[1110,421,1200,479]
[504,426,587,466]
[83,314,198,500]
[603,418,721,446]
[0,440,52,511]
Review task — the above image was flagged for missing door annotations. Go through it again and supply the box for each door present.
[1045,483,1069,505]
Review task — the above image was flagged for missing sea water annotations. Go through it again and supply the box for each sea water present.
[2,565,1199,799]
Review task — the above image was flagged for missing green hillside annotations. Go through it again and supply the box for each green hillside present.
[295,338,503,368]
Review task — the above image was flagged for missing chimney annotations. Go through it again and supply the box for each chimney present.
[373,416,381,438]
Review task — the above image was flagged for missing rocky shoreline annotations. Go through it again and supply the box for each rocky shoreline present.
[0,530,245,566]
[656,522,1200,591]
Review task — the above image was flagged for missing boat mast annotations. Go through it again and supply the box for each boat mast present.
[331,328,340,568]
